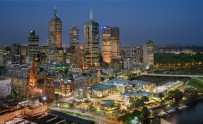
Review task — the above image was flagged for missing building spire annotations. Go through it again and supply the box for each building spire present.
[31,57,36,71]
[54,6,57,18]
[44,75,47,87]
[90,8,93,20]
[51,76,54,87]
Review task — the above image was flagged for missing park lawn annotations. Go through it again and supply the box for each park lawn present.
[196,77,203,80]
[188,79,203,92]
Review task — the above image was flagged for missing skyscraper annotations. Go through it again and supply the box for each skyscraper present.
[10,43,21,63]
[143,40,154,66]
[48,8,62,48]
[102,26,120,64]
[136,46,143,63]
[28,30,39,61]
[0,47,3,66]
[70,27,79,48]
[83,10,100,68]
[47,8,63,62]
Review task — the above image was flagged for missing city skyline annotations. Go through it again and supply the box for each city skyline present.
[0,1,203,124]
[0,0,203,45]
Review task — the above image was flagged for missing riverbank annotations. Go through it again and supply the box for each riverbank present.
[163,98,203,124]
[185,95,203,104]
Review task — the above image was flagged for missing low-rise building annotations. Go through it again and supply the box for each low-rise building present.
[0,77,11,98]
[6,66,30,96]
[130,80,156,93]
[89,83,116,98]
[122,89,151,105]
[104,78,129,93]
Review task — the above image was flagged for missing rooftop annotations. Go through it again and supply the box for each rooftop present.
[104,78,129,86]
[48,110,94,124]
[130,80,155,86]
[122,90,151,97]
[24,113,65,124]
[90,83,116,91]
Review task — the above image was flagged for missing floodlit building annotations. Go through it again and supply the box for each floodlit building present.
[54,79,74,97]
[136,46,143,63]
[70,27,79,47]
[89,83,116,98]
[156,81,184,93]
[83,10,100,68]
[104,78,129,93]
[29,57,38,96]
[122,90,151,105]
[40,61,70,75]
[47,8,63,62]
[42,76,55,100]
[0,77,11,98]
[101,26,120,64]
[143,40,154,67]
[130,80,156,93]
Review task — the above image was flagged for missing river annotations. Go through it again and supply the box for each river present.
[162,99,203,124]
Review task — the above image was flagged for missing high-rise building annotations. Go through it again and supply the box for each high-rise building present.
[0,47,3,66]
[70,27,79,48]
[69,46,84,67]
[39,46,48,63]
[83,10,100,68]
[136,46,143,63]
[48,8,62,48]
[28,30,39,61]
[102,26,120,64]
[47,8,63,62]
[10,44,21,63]
[69,27,79,65]
[143,40,154,66]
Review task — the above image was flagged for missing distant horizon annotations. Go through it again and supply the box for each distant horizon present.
[0,0,203,45]
[1,42,203,47]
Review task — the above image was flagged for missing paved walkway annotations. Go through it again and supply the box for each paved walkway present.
[49,106,120,124]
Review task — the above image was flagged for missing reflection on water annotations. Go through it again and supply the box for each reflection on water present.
[163,100,203,124]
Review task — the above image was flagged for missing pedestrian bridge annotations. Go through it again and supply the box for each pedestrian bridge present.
[141,73,203,78]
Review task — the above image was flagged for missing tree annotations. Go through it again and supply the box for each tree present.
[184,88,198,99]
[131,97,146,108]
[140,107,150,119]
[122,113,134,123]
[109,77,115,80]
[0,66,6,75]
[127,73,137,80]
[101,77,105,81]
[174,90,184,104]
[69,102,74,108]
[167,89,184,104]
[141,96,149,103]
[55,94,60,100]
[158,92,164,100]
[131,98,139,107]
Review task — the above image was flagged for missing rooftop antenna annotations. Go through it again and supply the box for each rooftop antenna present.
[54,6,57,17]
[90,7,93,20]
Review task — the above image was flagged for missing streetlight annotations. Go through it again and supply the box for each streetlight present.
[42,96,47,101]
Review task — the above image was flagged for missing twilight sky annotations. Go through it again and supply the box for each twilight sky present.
[0,0,203,45]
